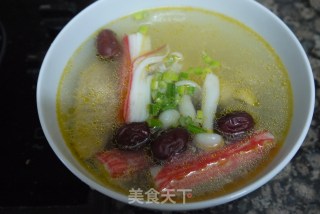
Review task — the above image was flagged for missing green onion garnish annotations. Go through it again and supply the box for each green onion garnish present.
[202,52,221,68]
[187,67,204,75]
[133,11,148,20]
[186,124,207,134]
[163,71,179,82]
[149,103,161,116]
[179,116,206,134]
[177,85,186,95]
[166,83,176,98]
[138,25,149,34]
[179,72,189,80]
[151,79,159,90]
[164,54,182,66]
[196,110,203,120]
[147,118,163,128]
[179,116,193,127]
[185,86,195,95]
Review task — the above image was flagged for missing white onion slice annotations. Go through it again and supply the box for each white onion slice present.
[128,55,167,122]
[201,73,220,131]
[128,33,151,61]
[193,133,224,151]
[179,95,196,119]
[159,109,180,129]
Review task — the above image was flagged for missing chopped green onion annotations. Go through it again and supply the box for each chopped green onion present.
[149,103,161,116]
[196,110,203,120]
[138,25,149,34]
[164,54,181,66]
[194,67,203,75]
[166,83,176,98]
[151,79,158,90]
[162,102,177,111]
[179,116,206,134]
[133,11,148,20]
[151,91,157,100]
[179,72,189,80]
[154,92,165,104]
[186,124,207,134]
[179,116,193,127]
[210,61,220,68]
[177,85,186,95]
[185,86,195,95]
[202,52,221,68]
[176,85,195,96]
[203,67,212,74]
[187,67,204,75]
[162,71,179,82]
[159,81,167,89]
[147,118,163,128]
[154,72,163,80]
[164,56,174,66]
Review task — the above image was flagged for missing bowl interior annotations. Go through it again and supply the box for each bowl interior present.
[37,0,314,210]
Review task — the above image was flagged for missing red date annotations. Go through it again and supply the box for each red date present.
[114,122,150,150]
[216,111,254,140]
[96,29,122,60]
[151,128,190,160]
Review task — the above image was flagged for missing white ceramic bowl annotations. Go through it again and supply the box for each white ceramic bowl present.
[37,0,315,211]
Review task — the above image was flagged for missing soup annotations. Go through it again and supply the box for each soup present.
[57,8,292,203]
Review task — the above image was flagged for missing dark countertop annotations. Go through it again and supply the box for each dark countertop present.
[0,0,319,213]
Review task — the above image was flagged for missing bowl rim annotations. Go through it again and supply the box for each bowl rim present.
[37,0,315,211]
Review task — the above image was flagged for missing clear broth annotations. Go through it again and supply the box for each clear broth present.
[57,8,293,202]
